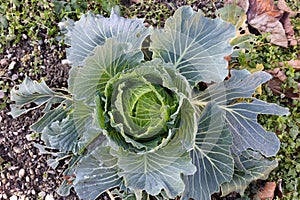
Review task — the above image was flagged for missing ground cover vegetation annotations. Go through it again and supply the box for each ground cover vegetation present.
[0,0,299,199]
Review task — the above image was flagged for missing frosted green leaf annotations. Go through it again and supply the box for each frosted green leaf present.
[182,102,233,200]
[112,141,196,198]
[150,6,235,85]
[65,11,149,66]
[221,150,278,196]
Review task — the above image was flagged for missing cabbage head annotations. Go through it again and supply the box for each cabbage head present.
[10,6,289,200]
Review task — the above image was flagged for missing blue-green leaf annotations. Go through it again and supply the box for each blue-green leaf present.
[64,11,149,67]
[182,102,233,200]
[112,141,196,198]
[74,145,122,200]
[68,38,143,102]
[221,150,278,196]
[30,100,71,133]
[150,6,235,85]
[193,70,289,157]
[10,75,66,118]
[225,98,288,156]
[41,115,80,154]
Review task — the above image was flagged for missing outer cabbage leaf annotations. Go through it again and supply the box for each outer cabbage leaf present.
[221,150,278,196]
[182,102,233,200]
[10,75,65,118]
[68,38,143,102]
[150,6,235,85]
[216,4,254,58]
[112,140,196,199]
[193,70,289,157]
[30,100,71,133]
[64,10,149,66]
[74,145,122,200]
[41,114,80,154]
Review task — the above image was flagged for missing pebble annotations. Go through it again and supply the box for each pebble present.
[7,53,12,59]
[18,168,25,178]
[0,58,8,66]
[9,195,17,200]
[25,134,34,141]
[13,146,22,154]
[25,176,30,182]
[38,191,46,198]
[61,59,71,65]
[0,90,4,99]
[8,61,16,70]
[11,74,18,81]
[45,194,54,200]
[22,34,28,40]
[2,193,8,199]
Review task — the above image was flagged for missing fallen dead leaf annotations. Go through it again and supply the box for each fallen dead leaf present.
[259,181,277,200]
[267,67,300,99]
[278,0,298,46]
[247,0,298,47]
[278,60,300,70]
[247,0,287,47]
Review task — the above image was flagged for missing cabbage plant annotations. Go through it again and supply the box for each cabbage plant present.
[10,6,289,200]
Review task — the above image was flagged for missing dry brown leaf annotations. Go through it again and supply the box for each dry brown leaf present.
[278,0,298,46]
[267,68,300,99]
[278,0,297,16]
[259,182,277,200]
[247,0,287,47]
[279,60,300,70]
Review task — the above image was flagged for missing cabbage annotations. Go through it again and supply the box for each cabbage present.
[10,6,289,200]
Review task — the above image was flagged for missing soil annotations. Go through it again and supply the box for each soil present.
[0,1,245,200]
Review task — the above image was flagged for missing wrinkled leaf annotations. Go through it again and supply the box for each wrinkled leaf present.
[150,6,235,85]
[259,182,277,200]
[221,150,278,196]
[112,141,196,198]
[74,145,122,200]
[193,70,289,156]
[68,38,143,102]
[278,0,297,46]
[182,102,233,200]
[10,75,66,118]
[30,100,71,133]
[247,0,288,47]
[64,11,149,66]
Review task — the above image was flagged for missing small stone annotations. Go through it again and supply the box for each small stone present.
[31,189,36,195]
[38,191,46,198]
[18,168,25,178]
[45,194,54,200]
[13,146,22,154]
[9,195,18,200]
[12,131,18,136]
[11,74,18,80]
[0,58,8,66]
[0,90,4,99]
[22,34,28,40]
[7,54,12,59]
[2,193,8,199]
[61,59,71,65]
[25,176,30,182]
[25,133,34,141]
[8,61,16,70]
